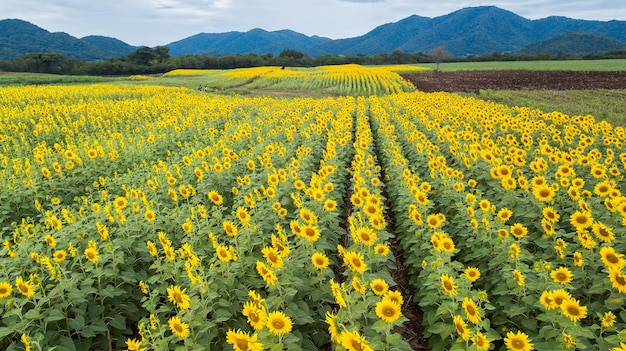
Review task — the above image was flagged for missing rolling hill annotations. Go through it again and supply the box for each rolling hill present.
[517,31,626,54]
[1,6,625,60]
[0,19,137,61]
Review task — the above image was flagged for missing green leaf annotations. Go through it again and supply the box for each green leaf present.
[0,327,15,338]
[24,309,40,319]
[54,336,78,351]
[109,314,126,330]
[46,309,66,322]
[69,315,85,331]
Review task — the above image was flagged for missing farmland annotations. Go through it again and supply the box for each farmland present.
[1,63,626,351]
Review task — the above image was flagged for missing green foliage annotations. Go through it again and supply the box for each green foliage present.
[471,88,626,126]
[518,31,626,55]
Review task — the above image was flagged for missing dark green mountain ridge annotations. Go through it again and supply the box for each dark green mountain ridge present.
[1,6,625,60]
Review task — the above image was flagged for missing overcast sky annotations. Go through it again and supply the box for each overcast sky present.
[2,0,625,47]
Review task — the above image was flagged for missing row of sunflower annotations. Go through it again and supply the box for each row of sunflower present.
[1,68,626,351]
[0,82,410,351]
[369,91,626,351]
[173,64,418,96]
[323,96,412,350]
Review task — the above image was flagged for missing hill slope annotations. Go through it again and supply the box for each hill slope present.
[309,6,626,56]
[517,31,626,54]
[0,19,137,60]
[2,6,626,60]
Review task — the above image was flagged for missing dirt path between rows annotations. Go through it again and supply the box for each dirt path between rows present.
[402,70,626,93]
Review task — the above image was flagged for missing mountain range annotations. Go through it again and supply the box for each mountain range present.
[1,6,625,61]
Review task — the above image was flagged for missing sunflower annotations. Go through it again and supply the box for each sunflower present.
[84,247,99,263]
[602,311,616,328]
[426,214,442,229]
[542,207,560,223]
[440,237,455,253]
[611,343,626,351]
[354,227,377,246]
[344,251,366,274]
[114,196,128,209]
[299,208,318,224]
[472,332,491,351]
[294,179,305,190]
[226,329,263,351]
[533,185,555,202]
[593,222,615,243]
[570,210,593,229]
[325,311,340,342]
[216,245,232,262]
[374,244,390,256]
[53,250,67,263]
[300,225,321,243]
[383,290,404,306]
[311,252,329,269]
[207,190,223,205]
[44,234,56,247]
[351,276,366,293]
[125,338,144,351]
[594,181,613,197]
[363,202,379,218]
[453,315,472,341]
[510,223,528,239]
[560,298,587,323]
[181,219,192,233]
[600,246,625,270]
[0,282,12,298]
[262,247,283,269]
[464,267,480,282]
[551,289,572,306]
[504,330,534,351]
[561,333,576,349]
[339,330,373,351]
[539,290,557,310]
[440,274,458,297]
[236,207,250,224]
[167,285,190,310]
[266,311,292,335]
[462,297,481,324]
[168,316,189,338]
[222,220,238,237]
[324,199,337,212]
[513,269,525,286]
[497,208,513,222]
[330,279,347,308]
[370,279,389,296]
[608,267,626,293]
[256,261,277,286]
[369,215,386,230]
[242,301,267,331]
[550,266,573,284]
[375,299,402,323]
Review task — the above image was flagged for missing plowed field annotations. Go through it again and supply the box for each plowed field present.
[402,70,626,93]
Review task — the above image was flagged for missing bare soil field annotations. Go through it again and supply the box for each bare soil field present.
[402,70,626,93]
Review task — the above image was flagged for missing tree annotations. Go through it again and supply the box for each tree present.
[278,49,304,60]
[429,46,449,72]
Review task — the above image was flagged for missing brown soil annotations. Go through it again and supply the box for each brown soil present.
[402,70,626,93]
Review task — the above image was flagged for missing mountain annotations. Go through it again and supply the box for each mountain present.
[308,6,626,56]
[0,19,137,60]
[2,6,626,60]
[166,28,331,56]
[80,35,139,58]
[518,31,626,54]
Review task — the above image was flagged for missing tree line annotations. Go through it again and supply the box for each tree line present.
[1,46,625,76]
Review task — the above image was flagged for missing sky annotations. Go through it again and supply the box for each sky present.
[1,0,625,47]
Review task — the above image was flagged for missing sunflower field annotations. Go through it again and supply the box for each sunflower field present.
[0,65,625,351]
